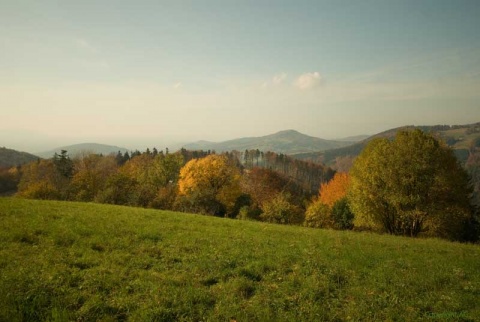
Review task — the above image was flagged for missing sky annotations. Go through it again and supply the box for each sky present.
[1,0,480,152]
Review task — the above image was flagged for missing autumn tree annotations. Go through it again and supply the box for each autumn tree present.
[304,201,332,228]
[260,192,304,225]
[17,160,62,200]
[305,172,353,230]
[319,172,350,207]
[349,129,473,240]
[177,154,241,216]
[70,154,118,201]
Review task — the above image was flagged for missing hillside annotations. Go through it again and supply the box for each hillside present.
[183,130,355,154]
[0,147,39,168]
[1,197,479,321]
[37,143,129,159]
[293,122,480,167]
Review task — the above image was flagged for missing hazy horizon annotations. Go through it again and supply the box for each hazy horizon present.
[2,1,480,152]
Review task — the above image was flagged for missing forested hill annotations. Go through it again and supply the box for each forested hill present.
[36,143,129,159]
[183,130,355,154]
[0,147,39,168]
[292,123,480,169]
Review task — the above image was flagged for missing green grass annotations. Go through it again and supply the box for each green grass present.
[1,197,479,321]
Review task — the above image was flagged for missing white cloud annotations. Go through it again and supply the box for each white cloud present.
[261,72,287,88]
[74,38,96,53]
[173,82,182,89]
[272,72,287,84]
[294,72,321,90]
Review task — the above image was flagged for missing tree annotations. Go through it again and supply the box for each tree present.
[260,192,303,225]
[331,198,354,230]
[319,172,350,208]
[95,173,139,206]
[349,130,473,240]
[242,168,293,210]
[53,150,74,179]
[304,201,332,228]
[177,155,241,216]
[70,154,118,201]
[17,160,62,200]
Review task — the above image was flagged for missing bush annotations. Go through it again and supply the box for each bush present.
[304,201,332,228]
[237,206,261,221]
[331,198,354,230]
[260,193,303,225]
[17,181,61,200]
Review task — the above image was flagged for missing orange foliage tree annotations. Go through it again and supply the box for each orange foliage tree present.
[319,172,350,207]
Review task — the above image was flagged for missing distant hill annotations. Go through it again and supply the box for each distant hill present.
[182,130,355,154]
[292,122,480,169]
[0,147,39,168]
[335,135,370,142]
[37,143,129,159]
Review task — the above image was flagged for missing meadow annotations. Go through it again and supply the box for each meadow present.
[0,197,479,321]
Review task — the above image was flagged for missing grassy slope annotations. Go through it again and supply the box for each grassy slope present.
[0,198,479,321]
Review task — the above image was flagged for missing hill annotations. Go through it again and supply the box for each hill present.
[183,130,355,154]
[1,197,479,321]
[0,147,39,168]
[37,143,129,159]
[293,122,480,168]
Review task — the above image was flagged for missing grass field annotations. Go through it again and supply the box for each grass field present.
[0,197,479,321]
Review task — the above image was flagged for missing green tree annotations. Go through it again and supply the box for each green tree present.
[331,198,354,230]
[95,173,139,206]
[349,130,473,240]
[260,193,303,225]
[53,150,74,179]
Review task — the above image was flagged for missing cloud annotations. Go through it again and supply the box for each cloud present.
[272,72,287,84]
[173,82,182,89]
[261,72,288,88]
[74,38,96,53]
[294,72,321,90]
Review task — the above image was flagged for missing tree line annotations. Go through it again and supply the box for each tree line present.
[3,129,479,242]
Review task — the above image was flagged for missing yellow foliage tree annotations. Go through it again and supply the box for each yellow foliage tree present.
[319,172,350,208]
[178,155,241,216]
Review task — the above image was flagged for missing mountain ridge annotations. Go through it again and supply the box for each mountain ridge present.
[36,143,129,159]
[0,147,39,168]
[182,129,355,154]
[292,122,480,170]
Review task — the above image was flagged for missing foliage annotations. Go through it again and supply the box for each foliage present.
[53,150,74,179]
[0,167,19,194]
[94,173,139,206]
[241,167,306,215]
[69,154,118,201]
[319,172,350,207]
[260,193,303,225]
[178,154,242,216]
[331,197,354,230]
[17,159,67,199]
[236,205,262,221]
[349,130,473,240]
[304,200,332,228]
[1,198,480,321]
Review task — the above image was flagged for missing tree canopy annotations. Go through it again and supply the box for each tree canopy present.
[349,129,473,240]
[178,154,241,216]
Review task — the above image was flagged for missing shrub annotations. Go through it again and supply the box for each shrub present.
[331,198,354,230]
[260,193,303,225]
[304,200,332,228]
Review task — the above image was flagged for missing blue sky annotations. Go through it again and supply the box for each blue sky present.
[1,0,480,151]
